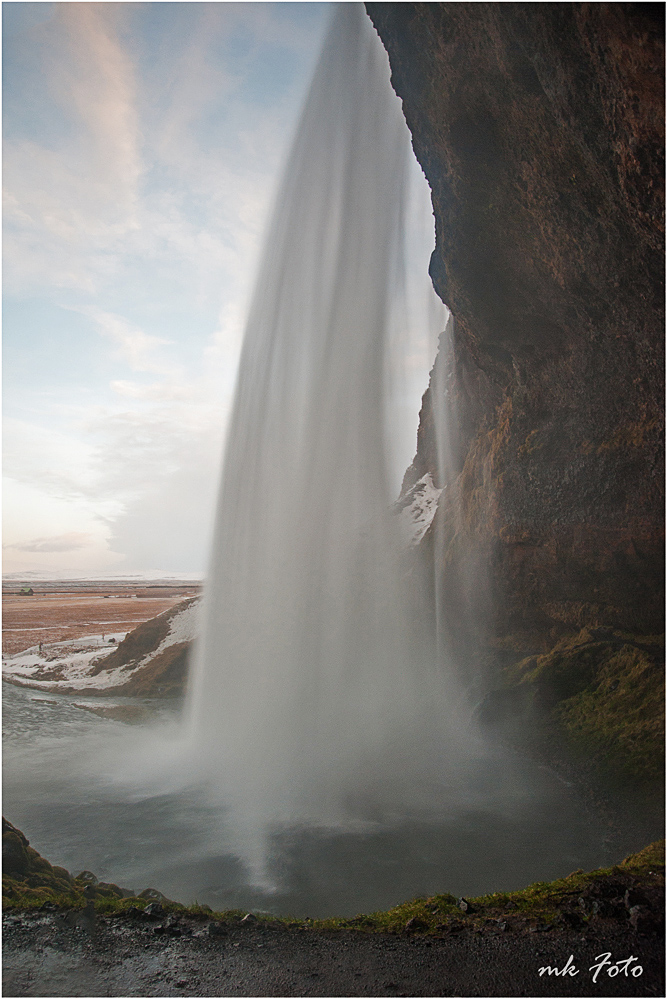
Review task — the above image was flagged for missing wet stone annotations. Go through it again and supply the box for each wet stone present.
[404,917,428,932]
[75,871,98,884]
[138,888,167,902]
[629,904,662,934]
[207,921,227,937]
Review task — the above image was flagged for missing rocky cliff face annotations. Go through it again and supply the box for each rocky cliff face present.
[369,2,664,650]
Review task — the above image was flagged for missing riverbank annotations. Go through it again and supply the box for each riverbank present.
[3,827,663,997]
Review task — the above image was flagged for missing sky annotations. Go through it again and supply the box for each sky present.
[3,1,442,579]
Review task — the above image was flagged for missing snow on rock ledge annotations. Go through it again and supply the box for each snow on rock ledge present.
[395,473,443,546]
[2,597,200,698]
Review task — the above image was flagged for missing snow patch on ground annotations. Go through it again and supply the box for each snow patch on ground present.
[133,599,200,670]
[3,638,127,691]
[2,600,200,694]
[396,473,443,545]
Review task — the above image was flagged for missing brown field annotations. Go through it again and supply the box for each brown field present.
[2,584,201,655]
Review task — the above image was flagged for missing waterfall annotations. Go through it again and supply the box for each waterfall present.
[1,5,636,917]
[184,4,473,837]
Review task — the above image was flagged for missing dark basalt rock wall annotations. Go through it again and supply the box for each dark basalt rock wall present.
[368,2,664,647]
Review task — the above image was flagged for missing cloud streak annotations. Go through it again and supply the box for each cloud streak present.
[55,2,142,211]
[81,309,174,374]
[2,4,336,575]
[4,531,95,553]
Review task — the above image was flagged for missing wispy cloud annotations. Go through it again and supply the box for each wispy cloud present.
[3,3,145,295]
[4,531,95,553]
[4,418,105,503]
[110,381,193,402]
[81,309,173,375]
[3,3,332,574]
[54,2,142,210]
[3,2,301,300]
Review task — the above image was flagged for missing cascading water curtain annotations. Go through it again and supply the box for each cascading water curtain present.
[185,3,473,846]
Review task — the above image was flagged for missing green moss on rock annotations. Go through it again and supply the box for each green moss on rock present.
[2,818,149,911]
[2,818,76,901]
[556,644,665,781]
[503,629,664,781]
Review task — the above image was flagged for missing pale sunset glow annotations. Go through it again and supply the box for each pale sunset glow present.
[3,1,332,576]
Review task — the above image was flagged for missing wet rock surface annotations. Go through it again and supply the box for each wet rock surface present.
[366,1,665,790]
[2,818,77,899]
[3,909,664,997]
[367,3,664,647]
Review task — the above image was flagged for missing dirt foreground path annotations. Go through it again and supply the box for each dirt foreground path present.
[3,910,663,998]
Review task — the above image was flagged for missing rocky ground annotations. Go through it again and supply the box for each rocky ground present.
[3,905,664,998]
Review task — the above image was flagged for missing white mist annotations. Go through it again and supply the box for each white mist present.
[184,4,473,839]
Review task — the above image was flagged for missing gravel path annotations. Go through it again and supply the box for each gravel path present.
[3,911,663,997]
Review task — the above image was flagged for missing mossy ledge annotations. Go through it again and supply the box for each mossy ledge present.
[481,628,665,786]
[3,817,663,938]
